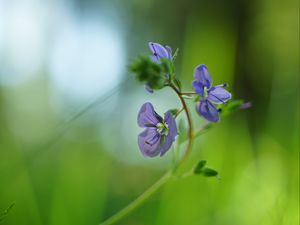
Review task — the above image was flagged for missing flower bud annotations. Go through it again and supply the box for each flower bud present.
[129,56,167,90]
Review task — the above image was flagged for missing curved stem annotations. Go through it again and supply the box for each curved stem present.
[169,84,194,168]
[99,84,195,225]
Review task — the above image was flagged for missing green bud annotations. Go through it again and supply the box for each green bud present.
[129,56,166,90]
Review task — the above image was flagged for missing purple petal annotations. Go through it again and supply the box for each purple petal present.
[192,80,204,97]
[194,64,212,89]
[158,135,174,157]
[207,86,232,104]
[165,46,172,59]
[148,42,169,61]
[196,100,220,122]
[150,55,158,62]
[137,102,162,127]
[138,128,161,157]
[159,112,178,156]
[164,112,178,140]
[240,102,252,109]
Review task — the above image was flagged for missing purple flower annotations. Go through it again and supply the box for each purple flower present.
[137,102,178,157]
[148,42,172,62]
[192,64,232,122]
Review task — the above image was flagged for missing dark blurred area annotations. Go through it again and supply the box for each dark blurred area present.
[0,0,298,224]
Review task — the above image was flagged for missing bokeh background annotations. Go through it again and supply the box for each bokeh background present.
[0,0,299,224]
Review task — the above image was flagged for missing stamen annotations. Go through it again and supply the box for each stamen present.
[203,87,208,98]
[215,83,228,88]
[156,122,169,136]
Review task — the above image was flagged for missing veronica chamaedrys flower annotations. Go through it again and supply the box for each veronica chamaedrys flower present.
[148,42,172,62]
[138,102,178,157]
[192,64,232,122]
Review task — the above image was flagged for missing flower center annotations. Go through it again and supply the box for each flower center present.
[203,86,209,98]
[156,122,169,136]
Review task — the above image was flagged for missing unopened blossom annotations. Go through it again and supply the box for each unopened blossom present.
[192,64,232,122]
[148,42,172,62]
[143,42,173,93]
[137,102,178,157]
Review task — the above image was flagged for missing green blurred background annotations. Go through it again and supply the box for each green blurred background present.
[0,0,299,224]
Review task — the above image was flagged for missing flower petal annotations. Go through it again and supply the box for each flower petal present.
[158,135,174,157]
[159,111,178,156]
[137,102,162,127]
[194,64,212,89]
[240,102,252,109]
[165,46,172,59]
[207,86,232,104]
[148,42,169,62]
[138,128,161,157]
[196,100,220,122]
[164,112,178,139]
[192,80,204,97]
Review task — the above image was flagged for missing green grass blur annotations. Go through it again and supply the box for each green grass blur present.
[0,0,298,224]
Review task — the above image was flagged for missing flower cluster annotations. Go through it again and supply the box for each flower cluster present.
[131,42,237,157]
[100,41,250,225]
[192,65,231,122]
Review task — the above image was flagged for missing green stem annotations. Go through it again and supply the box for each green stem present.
[99,84,195,225]
[174,107,184,118]
[99,171,172,225]
[179,91,196,95]
[169,84,194,168]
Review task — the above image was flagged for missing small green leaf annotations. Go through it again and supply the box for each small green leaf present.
[221,99,244,116]
[226,100,243,110]
[193,160,219,177]
[194,160,207,174]
[172,48,179,61]
[173,77,182,91]
[169,108,179,117]
[202,168,218,177]
[193,95,201,102]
